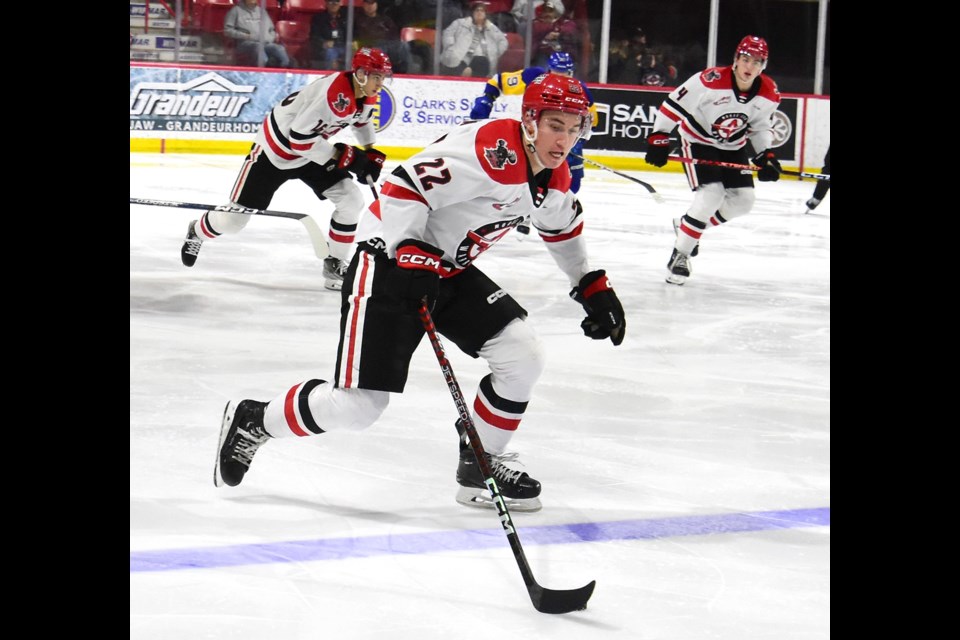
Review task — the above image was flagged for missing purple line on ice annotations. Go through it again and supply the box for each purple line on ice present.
[130,507,829,573]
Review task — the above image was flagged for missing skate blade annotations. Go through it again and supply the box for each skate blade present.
[213,401,237,487]
[323,280,343,291]
[455,486,543,512]
[665,273,687,285]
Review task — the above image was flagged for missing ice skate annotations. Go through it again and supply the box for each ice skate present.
[214,399,270,487]
[323,256,348,290]
[666,248,691,285]
[455,420,542,512]
[805,197,821,214]
[672,218,698,257]
[181,220,203,267]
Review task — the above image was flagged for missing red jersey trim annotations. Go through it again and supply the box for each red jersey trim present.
[382,181,428,205]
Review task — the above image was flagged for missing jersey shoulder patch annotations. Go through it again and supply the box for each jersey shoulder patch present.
[699,66,731,89]
[327,74,356,117]
[473,120,527,184]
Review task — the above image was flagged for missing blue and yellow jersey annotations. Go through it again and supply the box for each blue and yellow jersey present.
[482,67,599,128]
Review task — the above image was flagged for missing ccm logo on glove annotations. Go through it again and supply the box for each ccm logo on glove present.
[397,251,442,271]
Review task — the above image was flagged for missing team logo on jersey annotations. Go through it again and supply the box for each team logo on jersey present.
[711,113,748,140]
[483,139,518,170]
[703,69,722,82]
[493,196,522,210]
[456,218,525,266]
[332,92,352,115]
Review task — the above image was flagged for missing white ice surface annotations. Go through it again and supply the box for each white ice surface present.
[131,153,829,639]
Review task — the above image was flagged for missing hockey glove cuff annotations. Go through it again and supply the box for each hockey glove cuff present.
[645,133,671,167]
[387,239,444,313]
[752,149,781,182]
[569,270,626,346]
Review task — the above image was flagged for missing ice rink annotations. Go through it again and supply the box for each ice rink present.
[130,152,830,639]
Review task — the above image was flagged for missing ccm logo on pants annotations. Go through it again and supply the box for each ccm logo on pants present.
[487,289,507,304]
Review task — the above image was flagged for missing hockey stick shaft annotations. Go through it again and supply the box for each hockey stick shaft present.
[667,156,830,181]
[417,300,595,614]
[366,176,379,200]
[129,197,329,259]
[570,153,664,203]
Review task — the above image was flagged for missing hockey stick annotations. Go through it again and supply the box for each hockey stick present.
[417,299,596,614]
[129,197,329,259]
[366,176,379,200]
[667,156,830,181]
[570,153,664,203]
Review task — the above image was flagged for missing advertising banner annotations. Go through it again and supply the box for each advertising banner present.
[130,67,306,137]
[129,66,509,147]
[130,2,177,29]
[131,65,809,163]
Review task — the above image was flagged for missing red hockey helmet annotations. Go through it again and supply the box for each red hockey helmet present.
[352,47,393,78]
[522,72,590,136]
[735,35,769,68]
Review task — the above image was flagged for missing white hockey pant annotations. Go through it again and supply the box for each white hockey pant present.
[676,184,755,255]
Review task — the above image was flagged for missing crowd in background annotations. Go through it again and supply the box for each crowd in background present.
[131,0,829,94]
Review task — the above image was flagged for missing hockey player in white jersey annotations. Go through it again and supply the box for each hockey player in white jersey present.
[213,73,626,512]
[644,35,782,285]
[181,47,392,291]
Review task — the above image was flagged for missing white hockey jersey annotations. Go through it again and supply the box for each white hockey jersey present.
[651,65,781,153]
[253,71,379,169]
[358,118,591,287]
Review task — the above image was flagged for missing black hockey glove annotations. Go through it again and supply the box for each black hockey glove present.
[332,143,384,184]
[569,270,626,346]
[752,149,781,182]
[386,239,444,313]
[645,133,671,167]
[363,147,387,183]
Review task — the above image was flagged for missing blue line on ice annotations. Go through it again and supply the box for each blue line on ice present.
[130,507,829,572]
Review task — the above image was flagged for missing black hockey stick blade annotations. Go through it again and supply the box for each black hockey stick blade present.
[530,580,596,614]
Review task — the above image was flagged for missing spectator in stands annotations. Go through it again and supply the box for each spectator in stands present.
[403,0,464,30]
[511,0,560,35]
[661,50,680,83]
[636,50,673,86]
[355,0,414,74]
[483,0,519,33]
[530,0,578,68]
[606,31,636,84]
[439,1,508,78]
[224,0,291,68]
[630,26,648,55]
[311,0,349,70]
